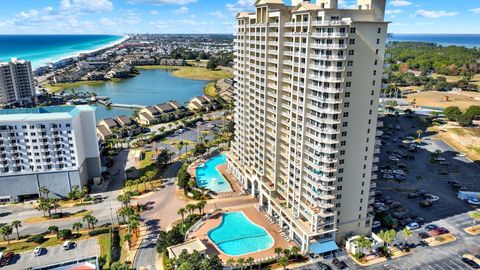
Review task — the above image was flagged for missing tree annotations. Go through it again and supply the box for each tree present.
[465,105,480,120]
[274,247,283,259]
[0,225,13,244]
[378,229,396,248]
[110,262,130,270]
[186,204,196,216]
[178,208,186,232]
[197,200,207,215]
[48,225,59,235]
[176,141,184,155]
[83,215,98,231]
[283,248,291,259]
[124,233,133,250]
[402,228,413,244]
[226,258,236,270]
[291,245,301,261]
[236,258,246,269]
[278,256,288,270]
[458,113,473,127]
[444,106,462,121]
[353,235,373,257]
[416,130,423,140]
[72,222,83,235]
[469,211,480,226]
[11,220,21,240]
[117,193,131,208]
[39,186,50,199]
[246,257,255,269]
[207,58,219,70]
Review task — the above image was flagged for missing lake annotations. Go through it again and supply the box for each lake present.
[68,69,207,121]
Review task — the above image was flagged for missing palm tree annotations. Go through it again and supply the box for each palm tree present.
[83,215,98,231]
[117,193,131,208]
[291,246,301,261]
[197,200,207,215]
[416,129,423,140]
[176,141,184,155]
[353,235,373,257]
[145,170,155,189]
[246,257,255,269]
[11,220,21,240]
[283,248,291,260]
[0,225,13,244]
[274,247,283,259]
[134,179,141,192]
[186,204,196,216]
[178,208,186,233]
[110,262,130,270]
[128,216,140,235]
[226,258,235,270]
[124,233,133,250]
[48,225,59,235]
[469,211,480,226]
[236,258,245,269]
[378,229,396,249]
[140,176,148,191]
[278,256,288,270]
[402,228,413,245]
[72,222,83,235]
[39,186,50,199]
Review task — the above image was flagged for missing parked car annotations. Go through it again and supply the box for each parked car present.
[439,161,450,165]
[33,246,43,256]
[425,224,439,231]
[0,251,14,266]
[63,241,74,250]
[457,153,467,157]
[438,170,450,175]
[435,157,446,161]
[468,199,480,206]
[424,194,440,202]
[420,200,433,208]
[414,217,425,225]
[461,257,480,269]
[316,262,333,270]
[406,222,420,230]
[408,192,421,198]
[372,220,381,229]
[418,232,430,239]
[332,258,348,270]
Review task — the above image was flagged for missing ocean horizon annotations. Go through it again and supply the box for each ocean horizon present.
[0,35,125,68]
[388,34,480,48]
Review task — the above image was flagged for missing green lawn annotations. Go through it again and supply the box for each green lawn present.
[43,81,109,93]
[135,65,233,81]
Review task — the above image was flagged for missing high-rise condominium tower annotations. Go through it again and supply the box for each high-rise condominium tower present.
[228,0,387,253]
[0,58,36,107]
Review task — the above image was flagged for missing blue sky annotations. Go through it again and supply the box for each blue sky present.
[0,0,478,34]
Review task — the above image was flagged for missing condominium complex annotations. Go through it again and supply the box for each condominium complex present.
[0,106,101,203]
[0,58,36,107]
[228,0,387,254]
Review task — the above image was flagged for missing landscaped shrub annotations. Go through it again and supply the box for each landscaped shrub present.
[111,229,121,262]
[28,234,45,244]
[58,229,73,240]
[88,228,110,236]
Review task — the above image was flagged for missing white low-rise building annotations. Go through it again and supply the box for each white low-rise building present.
[0,105,101,202]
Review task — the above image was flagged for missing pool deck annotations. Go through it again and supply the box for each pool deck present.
[189,206,294,262]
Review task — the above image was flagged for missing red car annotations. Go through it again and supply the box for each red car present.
[0,251,14,266]
[429,227,449,236]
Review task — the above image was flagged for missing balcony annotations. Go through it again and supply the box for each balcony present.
[309,64,345,72]
[311,20,350,27]
[309,74,345,83]
[310,54,347,61]
[311,32,348,38]
[308,84,343,94]
[307,94,342,104]
[310,43,348,50]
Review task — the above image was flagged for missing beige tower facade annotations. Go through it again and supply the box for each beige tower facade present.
[228,0,388,253]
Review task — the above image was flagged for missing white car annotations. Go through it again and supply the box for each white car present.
[388,156,400,162]
[456,153,467,157]
[406,222,420,230]
[372,220,381,228]
[467,199,480,205]
[435,157,446,161]
[425,194,440,202]
[33,246,43,256]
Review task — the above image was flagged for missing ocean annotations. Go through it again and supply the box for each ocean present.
[0,35,124,68]
[388,34,480,48]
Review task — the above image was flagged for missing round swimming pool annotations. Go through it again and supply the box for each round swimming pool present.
[208,211,274,256]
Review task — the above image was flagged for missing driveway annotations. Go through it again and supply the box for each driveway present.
[133,162,187,270]
[4,238,98,270]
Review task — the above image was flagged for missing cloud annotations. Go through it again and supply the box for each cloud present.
[226,0,255,13]
[338,0,357,9]
[61,0,113,12]
[471,8,480,14]
[385,9,402,15]
[173,6,189,15]
[390,0,412,7]
[126,0,196,5]
[149,10,159,15]
[209,11,227,19]
[100,17,117,26]
[391,23,407,26]
[416,22,434,25]
[414,10,458,18]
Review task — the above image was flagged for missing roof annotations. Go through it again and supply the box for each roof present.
[167,238,207,258]
[140,112,154,121]
[309,240,339,254]
[145,106,159,114]
[0,105,95,122]
[114,115,131,126]
[155,103,174,113]
[168,101,184,110]
[100,118,118,128]
[97,126,112,137]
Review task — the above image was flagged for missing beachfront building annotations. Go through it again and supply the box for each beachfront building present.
[228,0,387,255]
[187,96,219,111]
[0,58,36,108]
[0,106,102,203]
[136,101,186,126]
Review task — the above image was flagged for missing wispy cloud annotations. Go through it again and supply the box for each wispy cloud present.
[172,6,189,15]
[414,10,458,18]
[126,0,196,5]
[390,0,412,7]
[209,11,227,19]
[226,0,255,13]
[61,0,113,12]
[471,8,480,14]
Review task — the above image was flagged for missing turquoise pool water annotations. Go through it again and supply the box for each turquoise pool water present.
[195,154,232,193]
[208,212,274,256]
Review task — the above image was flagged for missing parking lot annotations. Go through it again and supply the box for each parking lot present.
[374,115,479,227]
[3,238,98,269]
[296,212,479,270]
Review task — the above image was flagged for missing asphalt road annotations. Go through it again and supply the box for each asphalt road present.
[4,238,98,270]
[133,162,186,270]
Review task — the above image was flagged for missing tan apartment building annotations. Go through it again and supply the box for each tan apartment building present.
[227,0,388,255]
